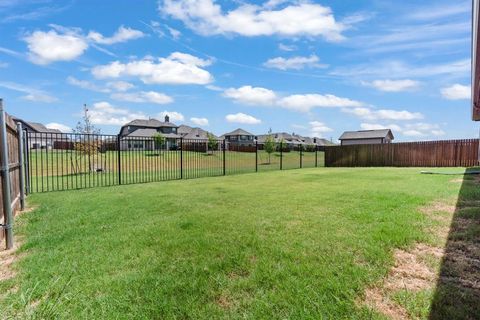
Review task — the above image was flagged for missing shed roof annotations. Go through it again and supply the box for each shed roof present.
[339,129,394,140]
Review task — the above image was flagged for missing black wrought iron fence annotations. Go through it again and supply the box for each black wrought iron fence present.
[26,132,325,193]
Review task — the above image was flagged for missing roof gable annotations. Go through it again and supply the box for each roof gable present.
[223,128,254,136]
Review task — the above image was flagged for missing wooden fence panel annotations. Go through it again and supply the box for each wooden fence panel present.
[325,139,480,167]
[0,113,21,243]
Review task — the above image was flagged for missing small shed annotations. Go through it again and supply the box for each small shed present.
[339,129,394,146]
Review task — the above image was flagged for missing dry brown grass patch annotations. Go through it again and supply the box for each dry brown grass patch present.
[362,243,444,319]
[215,294,233,309]
[364,287,409,320]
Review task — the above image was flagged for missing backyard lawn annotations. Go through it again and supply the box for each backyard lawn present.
[1,167,478,319]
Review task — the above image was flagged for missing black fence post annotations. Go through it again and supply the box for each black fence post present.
[315,146,318,167]
[16,123,25,210]
[180,138,183,179]
[255,141,258,172]
[223,139,226,175]
[300,145,303,168]
[24,130,30,195]
[117,134,122,185]
[280,141,283,170]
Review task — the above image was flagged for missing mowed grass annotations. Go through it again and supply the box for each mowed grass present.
[27,150,323,192]
[0,168,465,319]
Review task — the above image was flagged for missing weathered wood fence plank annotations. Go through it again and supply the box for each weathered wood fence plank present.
[1,111,21,246]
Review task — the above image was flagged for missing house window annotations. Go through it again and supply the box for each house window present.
[230,136,238,141]
[172,128,177,133]
[240,135,248,141]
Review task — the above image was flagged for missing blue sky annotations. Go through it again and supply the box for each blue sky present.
[0,0,475,141]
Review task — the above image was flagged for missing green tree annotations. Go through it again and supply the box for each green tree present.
[153,132,166,155]
[264,129,276,164]
[207,133,218,154]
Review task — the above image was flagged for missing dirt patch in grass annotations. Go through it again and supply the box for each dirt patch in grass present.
[362,200,457,319]
[419,202,455,223]
[363,243,443,319]
[0,241,22,282]
[385,244,442,292]
[363,190,480,319]
[364,287,409,320]
[215,294,233,309]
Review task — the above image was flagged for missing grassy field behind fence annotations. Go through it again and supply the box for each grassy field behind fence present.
[27,150,324,191]
[2,167,477,319]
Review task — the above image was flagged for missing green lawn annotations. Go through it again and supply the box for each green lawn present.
[27,150,324,192]
[1,167,476,319]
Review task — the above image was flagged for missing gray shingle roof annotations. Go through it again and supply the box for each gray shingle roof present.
[26,121,62,133]
[178,124,194,136]
[223,128,254,136]
[315,138,336,146]
[339,129,394,140]
[125,118,177,128]
[183,127,218,140]
[125,128,181,139]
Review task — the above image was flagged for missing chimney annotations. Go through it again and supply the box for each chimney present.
[164,114,169,123]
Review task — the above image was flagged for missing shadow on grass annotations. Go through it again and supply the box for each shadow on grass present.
[429,167,480,319]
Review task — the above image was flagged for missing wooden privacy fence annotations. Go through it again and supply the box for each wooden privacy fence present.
[1,102,25,249]
[325,139,480,167]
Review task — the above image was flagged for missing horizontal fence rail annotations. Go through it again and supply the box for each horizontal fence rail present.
[26,132,326,193]
[325,139,480,167]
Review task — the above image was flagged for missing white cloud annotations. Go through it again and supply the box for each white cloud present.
[223,85,364,112]
[223,86,277,106]
[343,107,423,121]
[0,81,58,103]
[22,92,58,103]
[89,101,146,125]
[46,122,72,132]
[67,76,110,93]
[157,110,184,122]
[91,52,213,85]
[360,122,445,137]
[263,54,326,70]
[278,43,297,51]
[331,59,470,79]
[166,26,181,39]
[107,81,135,92]
[159,0,345,41]
[110,91,173,104]
[24,29,88,64]
[87,26,144,45]
[360,123,402,131]
[440,84,470,100]
[406,2,470,21]
[190,117,209,126]
[364,79,420,92]
[278,94,364,112]
[225,113,261,124]
[309,121,333,137]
